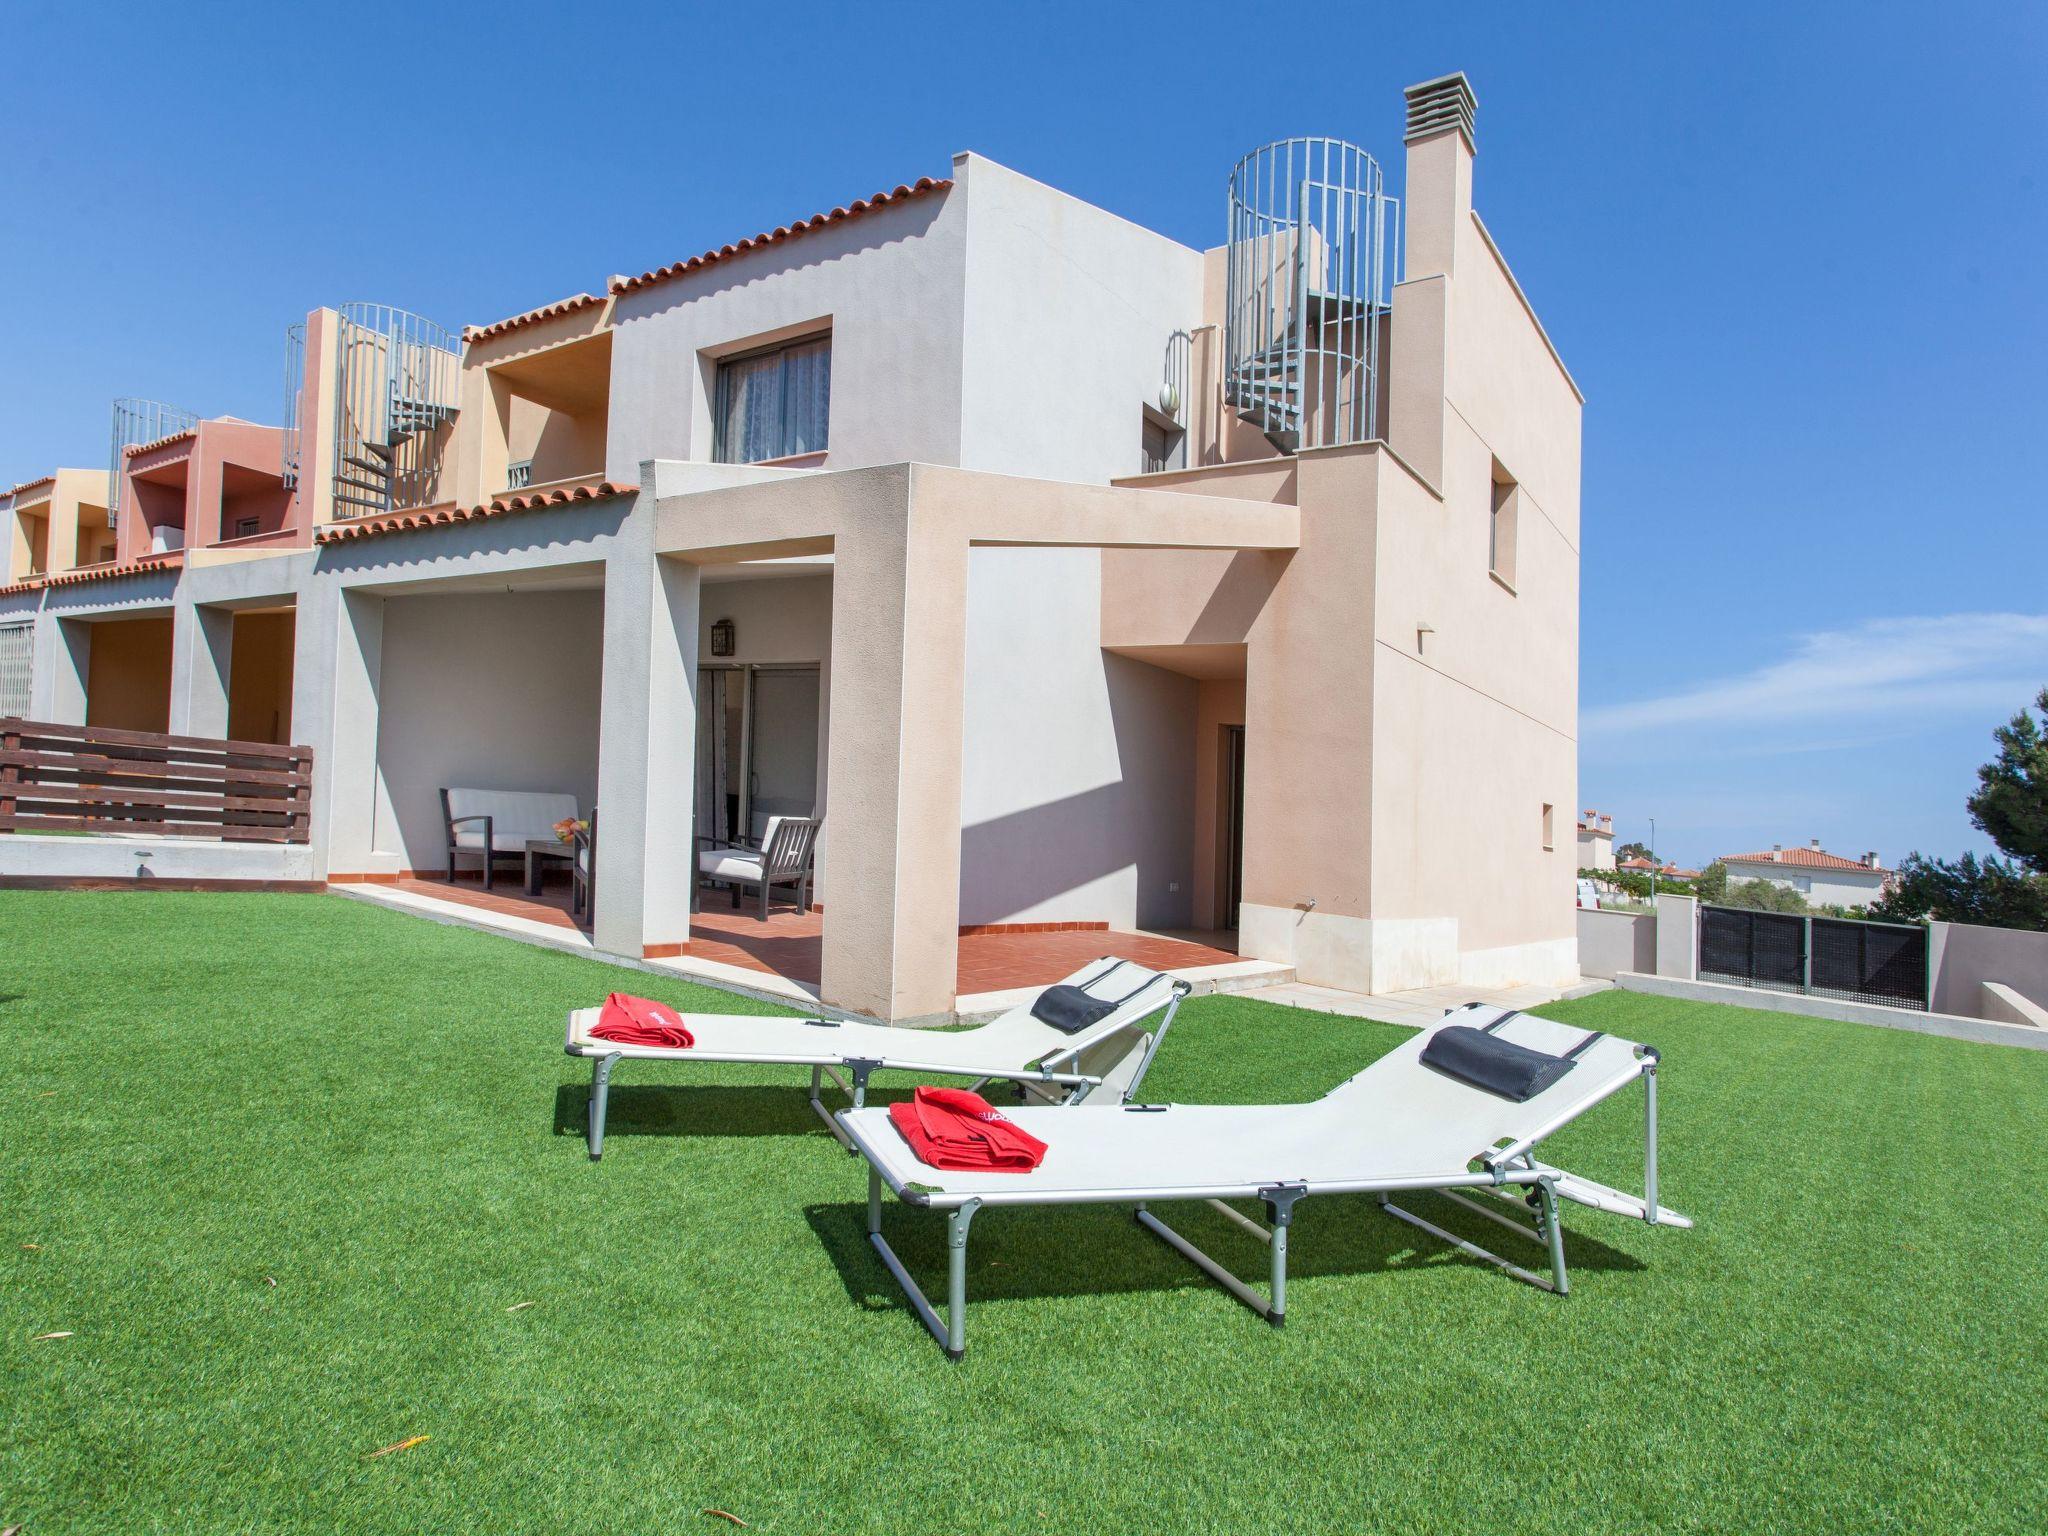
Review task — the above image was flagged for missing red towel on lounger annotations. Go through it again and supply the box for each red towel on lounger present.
[589,993,695,1049]
[888,1086,1049,1173]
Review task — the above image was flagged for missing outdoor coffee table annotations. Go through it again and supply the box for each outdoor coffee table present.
[524,838,575,896]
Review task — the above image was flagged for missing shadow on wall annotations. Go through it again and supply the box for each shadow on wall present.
[959,653,1196,930]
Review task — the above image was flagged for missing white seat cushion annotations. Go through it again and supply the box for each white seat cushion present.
[446,788,580,849]
[699,847,766,881]
[453,828,546,853]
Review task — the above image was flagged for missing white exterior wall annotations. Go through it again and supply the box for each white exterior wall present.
[959,549,1196,929]
[951,156,1210,927]
[1722,859,1889,908]
[605,186,969,481]
[370,590,606,871]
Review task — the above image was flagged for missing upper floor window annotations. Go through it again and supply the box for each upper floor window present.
[1489,457,1520,591]
[714,334,831,464]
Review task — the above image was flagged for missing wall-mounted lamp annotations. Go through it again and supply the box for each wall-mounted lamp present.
[709,618,736,658]
[1158,380,1181,419]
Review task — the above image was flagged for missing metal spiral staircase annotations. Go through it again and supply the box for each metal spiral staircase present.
[107,398,201,530]
[329,304,460,516]
[1224,137,1400,454]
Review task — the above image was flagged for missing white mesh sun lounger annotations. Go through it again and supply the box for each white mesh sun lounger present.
[838,1004,1691,1358]
[564,959,1191,1159]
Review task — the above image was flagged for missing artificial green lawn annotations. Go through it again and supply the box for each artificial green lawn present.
[3,891,2044,1533]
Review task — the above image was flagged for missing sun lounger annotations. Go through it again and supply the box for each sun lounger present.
[564,958,1192,1159]
[838,1004,1690,1358]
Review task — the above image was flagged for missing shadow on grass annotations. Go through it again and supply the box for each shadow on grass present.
[807,1189,1646,1315]
[550,1078,927,1143]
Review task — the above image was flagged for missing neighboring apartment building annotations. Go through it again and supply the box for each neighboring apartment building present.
[1577,810,1615,870]
[0,73,1587,1023]
[1720,841,1891,909]
[7,469,116,581]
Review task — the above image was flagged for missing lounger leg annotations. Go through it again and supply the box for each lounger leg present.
[1377,1187,1566,1294]
[1535,1179,1570,1296]
[1136,1184,1303,1326]
[1642,1053,1661,1225]
[808,1063,857,1150]
[587,1053,621,1160]
[945,1201,979,1361]
[1265,1191,1296,1327]
[868,1165,883,1236]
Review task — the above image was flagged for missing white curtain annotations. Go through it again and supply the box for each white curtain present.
[716,336,830,462]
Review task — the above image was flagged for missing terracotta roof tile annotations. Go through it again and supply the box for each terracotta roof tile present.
[464,292,607,344]
[0,550,183,598]
[9,474,57,497]
[1617,857,1700,878]
[312,477,635,547]
[1722,846,1887,874]
[611,176,951,297]
[124,429,197,458]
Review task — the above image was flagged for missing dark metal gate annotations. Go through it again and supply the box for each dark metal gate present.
[1809,916,1928,1009]
[1697,904,1927,1011]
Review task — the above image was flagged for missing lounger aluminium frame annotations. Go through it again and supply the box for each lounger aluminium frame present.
[563,959,1194,1159]
[838,1005,1691,1359]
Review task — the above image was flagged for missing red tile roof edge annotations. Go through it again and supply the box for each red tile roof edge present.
[124,429,198,458]
[312,478,636,546]
[611,176,952,297]
[8,473,57,496]
[0,550,184,598]
[1721,847,1888,873]
[463,292,607,344]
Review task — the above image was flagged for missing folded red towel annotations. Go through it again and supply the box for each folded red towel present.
[589,993,695,1049]
[888,1085,1049,1173]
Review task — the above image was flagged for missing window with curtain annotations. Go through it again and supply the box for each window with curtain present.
[714,334,832,463]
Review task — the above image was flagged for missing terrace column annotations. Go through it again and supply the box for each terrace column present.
[298,584,385,877]
[594,496,700,960]
[168,600,233,738]
[36,614,91,724]
[818,493,968,1024]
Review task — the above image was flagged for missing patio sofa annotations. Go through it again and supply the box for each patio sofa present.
[441,787,580,891]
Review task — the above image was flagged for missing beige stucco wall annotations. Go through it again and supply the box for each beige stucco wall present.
[226,610,296,744]
[85,615,174,732]
[369,589,605,872]
[9,470,113,580]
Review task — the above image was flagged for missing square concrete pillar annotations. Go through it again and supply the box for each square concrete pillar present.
[1654,893,1698,980]
[300,585,385,875]
[169,601,233,738]
[36,614,90,724]
[817,495,969,1023]
[593,524,701,959]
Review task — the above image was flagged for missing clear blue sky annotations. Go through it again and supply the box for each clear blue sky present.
[3,2,2042,868]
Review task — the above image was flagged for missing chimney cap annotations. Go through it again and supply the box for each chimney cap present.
[1404,73,1478,151]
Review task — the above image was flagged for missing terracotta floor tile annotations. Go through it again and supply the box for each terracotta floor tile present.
[386,878,1238,1000]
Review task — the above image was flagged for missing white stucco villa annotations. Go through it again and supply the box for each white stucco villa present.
[1719,841,1893,909]
[2,73,1589,1023]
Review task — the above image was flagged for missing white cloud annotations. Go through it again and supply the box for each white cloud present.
[1583,613,2048,736]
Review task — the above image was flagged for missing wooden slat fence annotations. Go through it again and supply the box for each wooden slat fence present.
[0,717,312,844]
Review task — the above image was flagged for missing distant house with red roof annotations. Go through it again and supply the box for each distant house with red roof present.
[1719,840,1892,909]
[1617,855,1700,882]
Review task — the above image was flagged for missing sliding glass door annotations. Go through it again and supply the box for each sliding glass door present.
[695,664,821,846]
